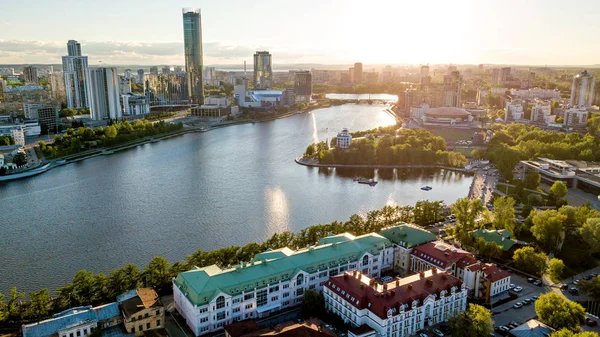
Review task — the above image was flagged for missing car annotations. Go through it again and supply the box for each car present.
[527,277,534,283]
[509,283,516,289]
[586,317,598,326]
[560,284,569,290]
[509,321,519,328]
[499,326,511,332]
[523,299,531,305]
[419,333,429,337]
[530,296,538,301]
[569,287,579,295]
[513,286,523,292]
[533,280,542,286]
[573,279,580,285]
[584,274,593,280]
[513,302,523,309]
[593,273,598,277]
[432,329,444,337]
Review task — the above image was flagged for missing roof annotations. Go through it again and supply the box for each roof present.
[325,270,463,320]
[379,224,437,249]
[22,303,120,337]
[509,319,553,337]
[471,229,517,251]
[175,232,392,306]
[482,264,511,282]
[411,241,471,269]
[424,107,471,118]
[348,325,375,337]
[120,289,161,317]
[225,319,335,337]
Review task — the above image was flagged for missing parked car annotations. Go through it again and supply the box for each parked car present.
[513,302,523,309]
[523,299,531,305]
[573,279,580,285]
[569,287,579,295]
[584,274,593,280]
[533,280,542,286]
[527,277,534,283]
[509,321,519,328]
[586,317,598,326]
[419,333,429,337]
[499,326,511,332]
[432,329,444,337]
[514,286,523,292]
[509,283,516,289]
[531,295,538,300]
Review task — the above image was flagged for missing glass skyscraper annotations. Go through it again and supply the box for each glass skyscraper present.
[253,51,273,90]
[182,8,204,105]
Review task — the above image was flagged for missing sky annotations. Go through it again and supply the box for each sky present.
[1,0,599,67]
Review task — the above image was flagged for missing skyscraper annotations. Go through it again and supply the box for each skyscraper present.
[87,67,121,120]
[570,70,595,107]
[22,66,39,84]
[182,8,204,105]
[353,62,363,84]
[253,51,273,90]
[137,69,145,85]
[420,65,430,89]
[62,40,90,109]
[443,71,462,107]
[294,71,312,103]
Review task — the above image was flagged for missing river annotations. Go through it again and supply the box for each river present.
[0,104,472,294]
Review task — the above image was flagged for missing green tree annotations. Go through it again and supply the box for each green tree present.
[452,198,485,231]
[491,145,521,180]
[7,287,25,321]
[25,288,51,319]
[448,304,494,337]
[513,247,547,276]
[524,170,541,190]
[12,152,27,166]
[550,329,598,337]
[548,258,565,283]
[535,293,585,332]
[0,291,7,322]
[492,196,516,234]
[72,270,95,305]
[531,210,567,253]
[300,289,325,319]
[108,264,140,296]
[580,218,600,254]
[144,256,171,288]
[104,125,118,138]
[579,276,600,300]
[550,181,568,205]
[304,144,315,156]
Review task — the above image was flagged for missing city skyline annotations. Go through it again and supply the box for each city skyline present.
[1,0,600,66]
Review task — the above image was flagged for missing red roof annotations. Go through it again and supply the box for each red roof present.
[325,270,463,320]
[482,264,511,282]
[411,242,472,269]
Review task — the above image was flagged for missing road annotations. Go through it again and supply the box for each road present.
[468,164,499,205]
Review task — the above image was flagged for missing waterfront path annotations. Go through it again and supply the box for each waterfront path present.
[294,156,474,174]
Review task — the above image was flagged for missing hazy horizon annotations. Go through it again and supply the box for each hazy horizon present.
[1,0,599,66]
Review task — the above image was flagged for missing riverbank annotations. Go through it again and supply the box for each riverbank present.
[295,156,474,174]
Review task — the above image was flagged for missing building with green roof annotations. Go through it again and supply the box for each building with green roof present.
[471,229,517,252]
[173,232,393,336]
[379,223,437,276]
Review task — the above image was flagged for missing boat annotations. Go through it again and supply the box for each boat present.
[421,186,433,191]
[357,178,378,186]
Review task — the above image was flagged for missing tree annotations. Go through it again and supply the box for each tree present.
[301,289,325,319]
[513,247,547,276]
[535,293,585,332]
[580,218,600,253]
[475,237,503,260]
[0,291,7,322]
[72,270,95,305]
[524,170,541,190]
[550,329,598,337]
[451,198,485,232]
[7,287,24,321]
[448,304,494,337]
[548,258,565,283]
[304,144,315,156]
[579,276,600,300]
[491,145,521,180]
[144,256,171,288]
[531,210,567,253]
[105,125,118,138]
[25,288,51,319]
[492,197,516,234]
[12,152,27,166]
[550,181,568,205]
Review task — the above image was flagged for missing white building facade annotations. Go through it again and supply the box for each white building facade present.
[0,125,25,146]
[337,128,352,149]
[88,68,122,120]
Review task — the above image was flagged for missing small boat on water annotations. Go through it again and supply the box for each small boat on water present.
[421,186,433,191]
[357,178,378,186]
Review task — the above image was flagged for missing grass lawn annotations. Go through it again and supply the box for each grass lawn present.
[429,128,478,141]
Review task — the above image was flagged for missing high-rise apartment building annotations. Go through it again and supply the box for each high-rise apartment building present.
[420,65,430,89]
[253,51,273,90]
[137,69,145,85]
[22,66,39,84]
[62,40,90,109]
[443,71,462,107]
[293,71,312,103]
[353,62,363,84]
[570,70,595,107]
[87,68,121,120]
[182,8,204,104]
[150,66,159,76]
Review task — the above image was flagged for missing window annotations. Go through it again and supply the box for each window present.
[130,328,135,334]
[244,293,254,301]
[156,319,160,327]
[309,284,316,290]
[233,298,241,304]
[146,323,151,329]
[83,329,87,336]
[138,315,142,320]
[144,313,149,318]
[199,307,208,313]
[77,332,81,337]
[257,290,268,307]
[282,292,290,298]
[282,284,289,289]
[216,296,225,309]
[200,317,209,323]
[269,285,279,293]
[319,271,328,278]
[297,274,304,286]
[245,303,253,309]
[156,309,160,315]
[216,312,226,320]
[233,307,240,313]
[139,325,143,332]
[362,255,369,266]
[309,276,316,281]
[296,288,304,296]
[271,296,278,301]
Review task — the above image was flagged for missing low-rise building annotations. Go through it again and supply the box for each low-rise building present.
[173,232,393,336]
[324,269,467,337]
[505,102,524,121]
[336,128,352,149]
[471,229,518,253]
[379,223,437,276]
[520,158,600,195]
[0,125,25,145]
[121,94,150,116]
[508,319,553,337]
[191,96,239,119]
[118,288,164,336]
[21,303,121,337]
[563,106,588,127]
[461,262,511,303]
[224,318,336,337]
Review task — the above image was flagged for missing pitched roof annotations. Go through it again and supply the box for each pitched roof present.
[509,319,553,337]
[411,241,471,269]
[482,264,511,282]
[22,303,119,337]
[325,270,463,320]
[175,233,392,306]
[120,288,161,317]
[379,224,437,248]
[471,229,517,251]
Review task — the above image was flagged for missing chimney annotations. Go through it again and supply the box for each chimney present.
[396,280,400,286]
[432,268,437,274]
[353,270,357,277]
[419,271,425,278]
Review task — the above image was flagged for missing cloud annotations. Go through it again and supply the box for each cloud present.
[0,40,323,65]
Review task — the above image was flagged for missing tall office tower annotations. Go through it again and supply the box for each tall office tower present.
[348,67,354,83]
[420,65,430,89]
[492,68,500,85]
[124,69,133,80]
[137,69,145,84]
[62,40,90,109]
[253,51,273,90]
[443,71,462,107]
[499,67,511,84]
[570,70,595,107]
[182,8,204,104]
[22,66,39,84]
[87,67,121,120]
[49,72,66,101]
[162,66,171,74]
[353,62,363,84]
[294,71,312,103]
[150,66,159,76]
[67,40,81,56]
